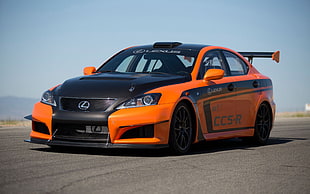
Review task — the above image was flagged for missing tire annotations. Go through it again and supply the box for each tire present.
[169,102,193,154]
[253,103,272,145]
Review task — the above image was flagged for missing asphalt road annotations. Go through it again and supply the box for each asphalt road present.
[0,118,309,194]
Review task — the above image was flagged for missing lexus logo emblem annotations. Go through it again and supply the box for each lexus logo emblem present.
[78,101,90,111]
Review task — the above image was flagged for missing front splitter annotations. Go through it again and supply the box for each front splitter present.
[24,138,168,149]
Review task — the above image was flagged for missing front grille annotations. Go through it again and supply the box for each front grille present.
[53,124,109,143]
[60,97,116,112]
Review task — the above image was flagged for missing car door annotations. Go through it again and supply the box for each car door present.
[195,50,239,135]
[222,50,259,130]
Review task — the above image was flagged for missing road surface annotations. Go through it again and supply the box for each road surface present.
[0,118,309,194]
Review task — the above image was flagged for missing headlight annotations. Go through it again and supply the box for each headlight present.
[116,93,161,109]
[41,90,56,106]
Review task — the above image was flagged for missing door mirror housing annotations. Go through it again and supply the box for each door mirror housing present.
[83,66,96,75]
[203,69,224,81]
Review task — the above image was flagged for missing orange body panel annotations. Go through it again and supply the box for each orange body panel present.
[30,131,51,140]
[108,104,173,144]
[30,102,53,140]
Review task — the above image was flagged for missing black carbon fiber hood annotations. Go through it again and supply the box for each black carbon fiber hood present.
[54,72,189,98]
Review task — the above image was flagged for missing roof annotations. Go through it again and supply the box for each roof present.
[135,42,210,51]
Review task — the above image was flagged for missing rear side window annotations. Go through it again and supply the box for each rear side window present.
[223,51,248,76]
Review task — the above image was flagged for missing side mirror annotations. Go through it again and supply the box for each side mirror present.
[203,69,224,81]
[83,66,96,75]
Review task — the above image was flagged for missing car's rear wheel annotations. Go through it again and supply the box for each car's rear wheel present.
[169,102,193,154]
[253,103,272,145]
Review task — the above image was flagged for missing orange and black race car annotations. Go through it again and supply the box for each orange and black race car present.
[25,42,280,154]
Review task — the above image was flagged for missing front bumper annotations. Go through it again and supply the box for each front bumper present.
[24,138,168,149]
[28,102,174,148]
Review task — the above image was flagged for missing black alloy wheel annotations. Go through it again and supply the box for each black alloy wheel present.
[169,102,193,154]
[253,103,272,145]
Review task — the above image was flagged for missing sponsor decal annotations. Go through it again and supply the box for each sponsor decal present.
[208,87,223,95]
[214,114,242,127]
[133,49,181,54]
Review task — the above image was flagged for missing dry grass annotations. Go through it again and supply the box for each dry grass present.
[0,120,31,127]
[276,112,310,118]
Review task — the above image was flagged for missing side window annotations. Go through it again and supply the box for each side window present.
[198,51,227,79]
[223,51,248,76]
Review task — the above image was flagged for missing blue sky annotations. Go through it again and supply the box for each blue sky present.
[0,0,309,112]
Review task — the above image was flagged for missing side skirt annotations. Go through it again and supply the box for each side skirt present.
[203,128,254,141]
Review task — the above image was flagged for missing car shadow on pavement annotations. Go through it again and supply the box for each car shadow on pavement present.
[31,146,172,157]
[189,137,307,155]
[31,136,307,157]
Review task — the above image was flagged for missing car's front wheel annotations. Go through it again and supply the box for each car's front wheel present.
[169,102,193,154]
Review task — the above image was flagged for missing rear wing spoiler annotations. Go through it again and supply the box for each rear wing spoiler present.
[239,51,280,64]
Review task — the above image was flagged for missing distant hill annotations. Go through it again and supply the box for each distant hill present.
[0,96,39,120]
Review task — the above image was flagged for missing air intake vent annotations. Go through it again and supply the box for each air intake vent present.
[153,42,182,48]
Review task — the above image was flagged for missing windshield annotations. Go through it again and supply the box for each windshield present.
[97,48,198,76]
